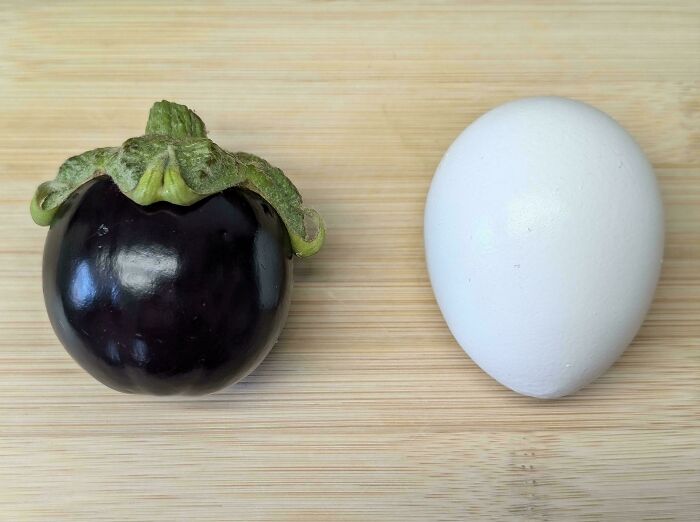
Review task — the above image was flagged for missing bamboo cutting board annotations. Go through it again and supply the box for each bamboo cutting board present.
[1,1,698,520]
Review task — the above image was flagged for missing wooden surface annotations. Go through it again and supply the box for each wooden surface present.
[1,1,699,520]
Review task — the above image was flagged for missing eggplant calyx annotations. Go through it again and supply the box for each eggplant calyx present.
[30,146,119,226]
[29,100,325,257]
[126,145,204,206]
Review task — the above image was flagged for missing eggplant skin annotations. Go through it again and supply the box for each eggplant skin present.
[43,177,293,395]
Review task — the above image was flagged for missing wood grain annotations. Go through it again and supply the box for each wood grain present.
[1,1,699,520]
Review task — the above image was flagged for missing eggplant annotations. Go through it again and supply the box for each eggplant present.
[31,101,325,395]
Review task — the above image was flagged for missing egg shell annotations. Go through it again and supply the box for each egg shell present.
[424,97,664,399]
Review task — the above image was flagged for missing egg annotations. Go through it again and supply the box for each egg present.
[424,97,664,399]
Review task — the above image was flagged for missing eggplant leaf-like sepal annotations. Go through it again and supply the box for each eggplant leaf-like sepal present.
[30,101,325,257]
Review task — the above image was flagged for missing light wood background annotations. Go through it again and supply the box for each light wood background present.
[1,1,698,520]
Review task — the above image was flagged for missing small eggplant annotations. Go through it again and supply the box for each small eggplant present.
[31,101,325,395]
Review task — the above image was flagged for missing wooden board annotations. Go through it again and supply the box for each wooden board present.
[1,1,698,520]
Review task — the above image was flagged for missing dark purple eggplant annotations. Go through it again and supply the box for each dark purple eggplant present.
[31,101,325,395]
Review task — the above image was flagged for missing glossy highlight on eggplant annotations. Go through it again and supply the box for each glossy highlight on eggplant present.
[43,178,293,395]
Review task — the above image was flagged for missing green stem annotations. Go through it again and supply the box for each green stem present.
[145,100,207,139]
[29,101,325,258]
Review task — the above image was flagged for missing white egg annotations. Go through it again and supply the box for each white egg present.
[425,97,664,399]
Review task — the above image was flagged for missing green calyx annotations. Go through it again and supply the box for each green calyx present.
[30,100,325,257]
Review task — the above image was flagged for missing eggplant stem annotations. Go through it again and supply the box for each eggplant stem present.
[145,100,207,139]
[29,101,325,257]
